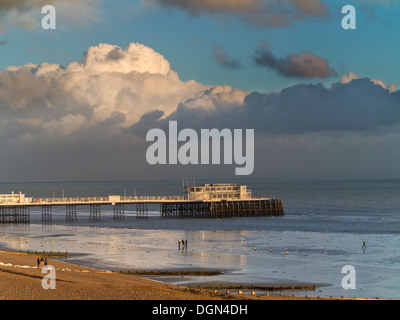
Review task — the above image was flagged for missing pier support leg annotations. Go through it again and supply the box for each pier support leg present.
[113,204,124,220]
[90,204,100,221]
[0,206,30,223]
[19,206,30,223]
[136,203,148,219]
[42,205,52,223]
[66,204,77,222]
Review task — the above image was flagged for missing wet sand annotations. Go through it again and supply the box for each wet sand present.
[0,251,338,300]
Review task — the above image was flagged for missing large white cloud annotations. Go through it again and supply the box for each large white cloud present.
[0,42,247,141]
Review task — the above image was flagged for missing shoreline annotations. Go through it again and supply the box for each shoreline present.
[1,224,394,300]
[0,250,345,300]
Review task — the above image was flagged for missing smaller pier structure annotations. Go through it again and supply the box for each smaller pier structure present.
[0,184,284,223]
[162,183,284,218]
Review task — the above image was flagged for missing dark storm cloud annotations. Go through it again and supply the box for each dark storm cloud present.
[253,45,338,79]
[131,78,400,135]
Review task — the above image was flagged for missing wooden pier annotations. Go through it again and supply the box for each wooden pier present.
[161,199,284,218]
[0,189,284,223]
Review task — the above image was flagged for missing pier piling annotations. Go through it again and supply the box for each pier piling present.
[0,206,30,223]
[136,203,148,219]
[66,204,77,221]
[113,203,124,220]
[90,204,100,221]
[42,205,52,223]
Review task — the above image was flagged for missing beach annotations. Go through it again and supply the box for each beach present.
[0,250,341,300]
[0,251,216,300]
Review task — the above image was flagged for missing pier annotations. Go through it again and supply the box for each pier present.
[161,199,284,218]
[0,184,284,223]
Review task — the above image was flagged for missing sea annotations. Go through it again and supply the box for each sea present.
[0,176,399,299]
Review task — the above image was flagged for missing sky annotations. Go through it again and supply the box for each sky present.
[0,0,399,182]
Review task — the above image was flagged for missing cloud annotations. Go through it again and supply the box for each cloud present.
[0,0,99,31]
[135,76,400,136]
[253,43,337,78]
[77,42,172,75]
[0,0,54,30]
[341,72,397,93]
[211,42,241,69]
[0,41,250,176]
[241,79,399,134]
[127,74,400,179]
[0,42,213,133]
[41,113,86,136]
[1,41,399,181]
[147,0,330,28]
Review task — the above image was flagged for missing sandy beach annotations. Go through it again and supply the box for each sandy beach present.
[0,251,338,300]
[0,251,214,300]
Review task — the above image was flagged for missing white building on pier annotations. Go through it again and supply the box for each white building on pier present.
[184,183,252,201]
[0,191,31,204]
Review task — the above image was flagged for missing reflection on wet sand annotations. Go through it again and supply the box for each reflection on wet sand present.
[2,223,400,299]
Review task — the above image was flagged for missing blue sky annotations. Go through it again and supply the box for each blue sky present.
[0,0,399,181]
[1,0,399,93]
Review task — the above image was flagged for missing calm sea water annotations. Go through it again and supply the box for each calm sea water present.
[0,177,399,299]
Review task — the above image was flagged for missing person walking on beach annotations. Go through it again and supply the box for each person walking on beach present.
[37,258,40,268]
[44,257,48,266]
[178,240,181,250]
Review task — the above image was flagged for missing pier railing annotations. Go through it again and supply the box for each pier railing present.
[27,195,185,204]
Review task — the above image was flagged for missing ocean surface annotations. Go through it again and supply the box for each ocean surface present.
[0,177,399,299]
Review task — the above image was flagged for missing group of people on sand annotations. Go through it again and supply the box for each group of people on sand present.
[37,256,48,267]
[178,239,188,250]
